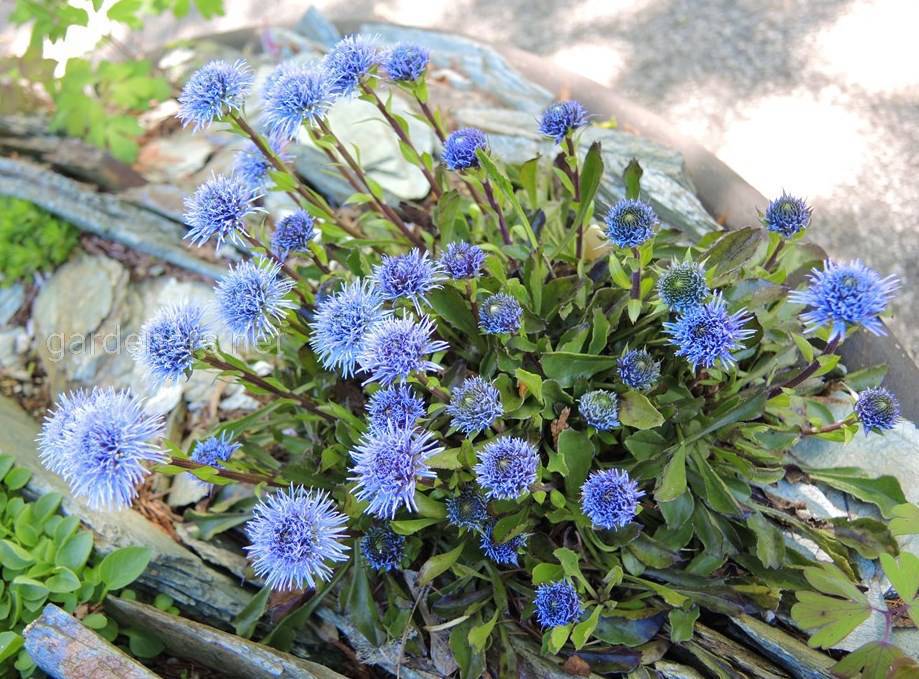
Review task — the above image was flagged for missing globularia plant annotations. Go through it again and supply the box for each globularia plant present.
[38,33,918,676]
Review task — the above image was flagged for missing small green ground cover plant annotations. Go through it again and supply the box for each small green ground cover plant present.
[0,197,78,287]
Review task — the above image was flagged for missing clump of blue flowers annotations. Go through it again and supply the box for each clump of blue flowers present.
[534,580,582,628]
[373,250,444,311]
[658,262,709,311]
[855,387,901,434]
[38,389,91,477]
[133,303,209,386]
[446,486,489,530]
[271,210,316,261]
[440,241,486,279]
[763,192,811,238]
[178,59,253,131]
[475,436,538,500]
[235,140,286,191]
[579,390,620,430]
[442,128,488,171]
[538,100,589,143]
[325,34,380,96]
[357,315,448,385]
[663,293,754,370]
[183,174,258,248]
[384,43,429,82]
[605,199,657,248]
[367,384,426,431]
[618,349,660,391]
[191,433,240,468]
[262,64,333,141]
[215,259,295,345]
[446,376,503,434]
[360,524,405,572]
[581,468,644,530]
[479,293,522,335]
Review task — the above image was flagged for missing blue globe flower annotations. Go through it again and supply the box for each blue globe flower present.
[183,174,258,248]
[215,259,295,345]
[480,521,528,566]
[658,262,709,311]
[442,128,488,171]
[788,260,900,341]
[233,139,289,191]
[38,389,91,477]
[244,485,350,591]
[855,387,901,435]
[357,315,449,385]
[373,250,444,311]
[178,59,253,131]
[534,580,583,629]
[479,293,522,335]
[324,34,380,96]
[475,436,538,500]
[538,100,589,143]
[445,486,489,530]
[663,293,754,370]
[618,349,661,391]
[367,384,426,431]
[309,279,390,378]
[440,241,486,279]
[271,210,316,262]
[580,468,644,530]
[262,63,333,141]
[604,199,657,248]
[446,376,503,434]
[348,424,442,518]
[763,192,811,238]
[191,432,240,467]
[133,304,209,386]
[360,524,405,572]
[579,390,620,431]
[384,43,430,82]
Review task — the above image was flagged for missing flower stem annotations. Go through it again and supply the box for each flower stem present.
[565,136,585,259]
[630,247,641,299]
[416,372,450,402]
[465,280,479,323]
[482,178,511,245]
[768,335,841,398]
[764,239,785,272]
[241,232,313,307]
[168,456,285,487]
[801,415,855,436]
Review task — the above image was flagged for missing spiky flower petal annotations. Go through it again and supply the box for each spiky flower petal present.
[263,64,333,141]
[233,140,289,191]
[383,43,429,82]
[534,580,583,628]
[324,34,380,96]
[855,387,901,434]
[191,432,240,467]
[37,389,92,477]
[440,241,486,279]
[580,468,644,530]
[446,486,489,530]
[133,304,209,386]
[480,522,528,565]
[579,390,620,431]
[215,259,295,345]
[183,174,257,248]
[357,315,448,385]
[178,59,253,131]
[446,376,503,434]
[658,262,709,311]
[373,250,444,311]
[367,384,426,431]
[539,100,589,143]
[271,210,316,262]
[604,199,657,248]
[475,436,538,500]
[478,293,522,335]
[360,524,405,572]
[763,192,811,238]
[663,293,754,370]
[618,349,661,391]
[442,128,488,171]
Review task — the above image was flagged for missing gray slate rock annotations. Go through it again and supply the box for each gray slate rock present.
[293,7,341,48]
[0,283,24,327]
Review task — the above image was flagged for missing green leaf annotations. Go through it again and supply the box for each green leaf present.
[515,368,543,404]
[806,467,906,518]
[704,227,766,278]
[570,605,602,650]
[98,546,151,590]
[428,287,480,341]
[829,517,897,559]
[3,467,31,491]
[391,518,441,535]
[791,591,871,649]
[419,542,465,586]
[557,429,594,496]
[655,446,687,502]
[619,391,663,429]
[540,352,618,386]
[833,640,919,678]
[623,159,643,200]
[55,531,94,570]
[879,553,919,604]
[668,606,699,643]
[746,512,785,569]
[348,548,382,647]
[0,540,34,570]
[467,610,498,652]
[45,567,81,594]
[574,142,603,229]
[0,632,23,664]
[547,623,572,654]
[890,503,919,536]
[234,586,269,639]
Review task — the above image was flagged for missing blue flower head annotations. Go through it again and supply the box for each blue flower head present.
[618,349,661,391]
[442,128,488,171]
[348,425,442,518]
[480,521,528,566]
[367,384,426,431]
[216,259,295,345]
[534,580,583,629]
[788,260,900,341]
[191,432,240,467]
[133,304,209,386]
[38,389,91,477]
[440,241,486,280]
[479,293,523,335]
[579,390,620,431]
[373,250,444,311]
[475,436,538,500]
[604,199,657,248]
[184,174,258,248]
[263,64,333,141]
[234,140,289,191]
[539,100,589,143]
[178,59,253,131]
[446,486,489,530]
[855,387,901,435]
[309,279,389,378]
[763,192,811,238]
[446,376,503,434]
[271,210,316,262]
[244,486,349,591]
[658,262,709,311]
[360,524,405,572]
[384,43,430,82]
[55,388,166,511]
[357,315,448,385]
[581,468,644,530]
[663,293,754,370]
[324,34,380,96]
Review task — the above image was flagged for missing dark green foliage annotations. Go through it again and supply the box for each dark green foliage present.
[0,198,78,285]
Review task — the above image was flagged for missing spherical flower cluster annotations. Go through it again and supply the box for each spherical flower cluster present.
[618,349,661,391]
[538,100,589,143]
[373,250,444,311]
[367,384,426,431]
[480,522,528,566]
[579,390,620,431]
[191,433,240,467]
[383,43,430,82]
[133,304,209,386]
[234,141,284,191]
[262,64,333,141]
[658,262,709,311]
[475,436,538,500]
[183,174,257,248]
[440,241,486,280]
[478,293,523,335]
[310,279,389,378]
[788,260,900,341]
[178,59,253,131]
[445,486,489,530]
[854,387,901,434]
[348,425,442,518]
[324,34,380,96]
[360,524,405,572]
[244,486,349,591]
[446,376,503,434]
[580,468,644,530]
[763,192,811,238]
[533,580,583,629]
[442,128,488,171]
[604,199,657,248]
[357,315,448,385]
[215,259,295,345]
[663,293,754,370]
[271,210,316,262]
[38,388,166,510]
